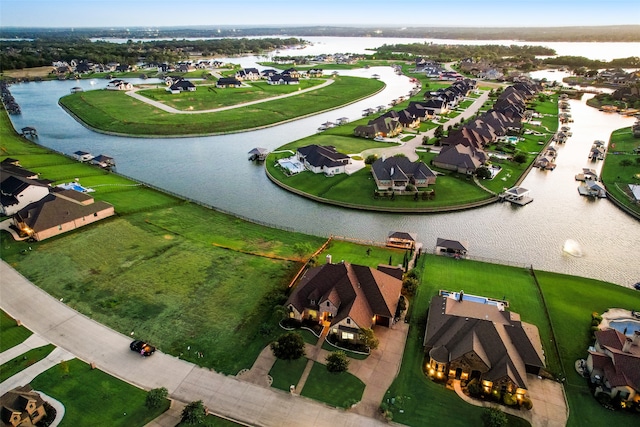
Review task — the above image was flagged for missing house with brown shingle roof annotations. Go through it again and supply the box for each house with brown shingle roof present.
[586,329,640,405]
[285,261,403,342]
[0,384,47,427]
[13,189,115,241]
[423,294,545,396]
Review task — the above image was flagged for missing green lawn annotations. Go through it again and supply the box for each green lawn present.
[0,310,32,351]
[385,254,640,427]
[299,362,365,409]
[31,359,169,427]
[58,76,384,136]
[0,344,56,382]
[176,415,245,427]
[137,79,324,111]
[600,127,640,215]
[269,357,309,392]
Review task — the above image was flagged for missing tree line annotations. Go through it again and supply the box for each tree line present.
[0,37,305,71]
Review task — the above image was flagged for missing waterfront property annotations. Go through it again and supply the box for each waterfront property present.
[423,293,545,397]
[578,180,606,198]
[499,186,533,206]
[285,260,404,341]
[371,156,436,191]
[0,172,50,216]
[586,328,640,407]
[386,231,417,250]
[296,145,351,176]
[435,238,469,258]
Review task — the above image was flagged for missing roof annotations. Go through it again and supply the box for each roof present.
[16,192,114,233]
[424,296,545,390]
[388,231,417,242]
[436,238,468,252]
[0,384,45,425]
[297,145,350,169]
[433,144,484,171]
[286,262,403,329]
[371,157,436,184]
[593,329,640,391]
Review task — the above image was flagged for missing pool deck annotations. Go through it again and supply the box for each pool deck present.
[599,308,640,335]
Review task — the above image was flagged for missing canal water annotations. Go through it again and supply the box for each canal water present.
[5,43,640,288]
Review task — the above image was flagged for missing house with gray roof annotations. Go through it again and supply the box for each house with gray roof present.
[0,173,50,216]
[285,261,404,342]
[424,294,545,395]
[371,157,436,191]
[296,145,351,176]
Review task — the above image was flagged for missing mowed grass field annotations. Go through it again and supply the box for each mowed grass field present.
[0,114,329,374]
[58,76,384,136]
[137,79,325,110]
[601,126,640,215]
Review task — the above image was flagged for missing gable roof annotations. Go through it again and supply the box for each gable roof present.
[297,145,350,169]
[436,238,468,252]
[424,296,545,390]
[371,157,436,184]
[286,262,403,329]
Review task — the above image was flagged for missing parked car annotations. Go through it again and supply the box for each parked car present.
[130,340,155,357]
[634,282,640,291]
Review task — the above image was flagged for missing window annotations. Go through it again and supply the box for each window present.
[341,332,354,340]
[346,318,351,325]
[326,301,330,307]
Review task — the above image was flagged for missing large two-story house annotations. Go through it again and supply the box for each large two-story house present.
[424,294,545,397]
[296,145,351,176]
[286,260,404,341]
[371,157,436,191]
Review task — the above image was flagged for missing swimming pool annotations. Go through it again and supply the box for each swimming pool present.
[278,158,305,175]
[439,290,507,309]
[57,182,93,192]
[609,319,640,337]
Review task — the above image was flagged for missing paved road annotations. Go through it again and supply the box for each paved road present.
[0,260,387,427]
[126,79,334,114]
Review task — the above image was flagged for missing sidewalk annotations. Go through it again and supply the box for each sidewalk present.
[0,260,387,427]
[0,347,75,394]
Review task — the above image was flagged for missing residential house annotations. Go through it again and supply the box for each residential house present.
[353,116,402,139]
[629,184,640,203]
[435,238,469,258]
[432,143,487,174]
[267,74,299,85]
[307,68,324,77]
[216,77,242,88]
[236,68,261,81]
[106,79,132,90]
[0,384,47,427]
[261,69,278,78]
[0,159,38,179]
[423,294,545,395]
[167,79,196,93]
[13,189,115,241]
[285,261,404,340]
[586,329,640,406]
[386,231,417,250]
[0,173,50,216]
[371,157,436,191]
[282,68,301,79]
[296,145,351,176]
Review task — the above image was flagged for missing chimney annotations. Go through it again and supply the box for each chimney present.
[326,254,332,264]
[622,338,632,353]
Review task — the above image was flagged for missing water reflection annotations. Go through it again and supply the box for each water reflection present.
[6,71,639,288]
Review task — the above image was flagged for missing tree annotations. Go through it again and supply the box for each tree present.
[181,400,206,425]
[270,332,305,361]
[481,406,507,427]
[145,387,168,409]
[434,125,444,138]
[513,153,527,164]
[365,154,378,164]
[402,277,419,296]
[326,351,350,373]
[358,328,379,350]
[620,158,632,167]
[476,166,492,179]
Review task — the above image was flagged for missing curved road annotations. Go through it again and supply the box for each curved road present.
[0,260,386,427]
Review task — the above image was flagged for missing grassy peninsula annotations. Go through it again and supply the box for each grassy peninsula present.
[58,76,384,136]
[601,126,640,216]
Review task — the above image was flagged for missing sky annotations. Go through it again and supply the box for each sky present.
[1,0,639,28]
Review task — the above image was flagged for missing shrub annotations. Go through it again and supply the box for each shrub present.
[181,400,206,425]
[467,378,482,397]
[358,328,379,350]
[481,406,507,427]
[270,332,306,361]
[364,154,378,164]
[326,351,350,373]
[145,387,168,409]
[521,396,533,410]
[502,392,517,406]
[402,277,419,296]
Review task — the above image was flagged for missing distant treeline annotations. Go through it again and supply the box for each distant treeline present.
[0,37,304,71]
[543,55,640,69]
[2,25,639,42]
[374,43,556,62]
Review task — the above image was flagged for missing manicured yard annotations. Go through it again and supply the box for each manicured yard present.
[176,415,245,427]
[59,76,384,136]
[31,359,169,427]
[269,357,309,392]
[0,344,56,382]
[1,310,32,351]
[601,127,640,215]
[299,362,365,409]
[385,254,640,427]
[137,79,324,110]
